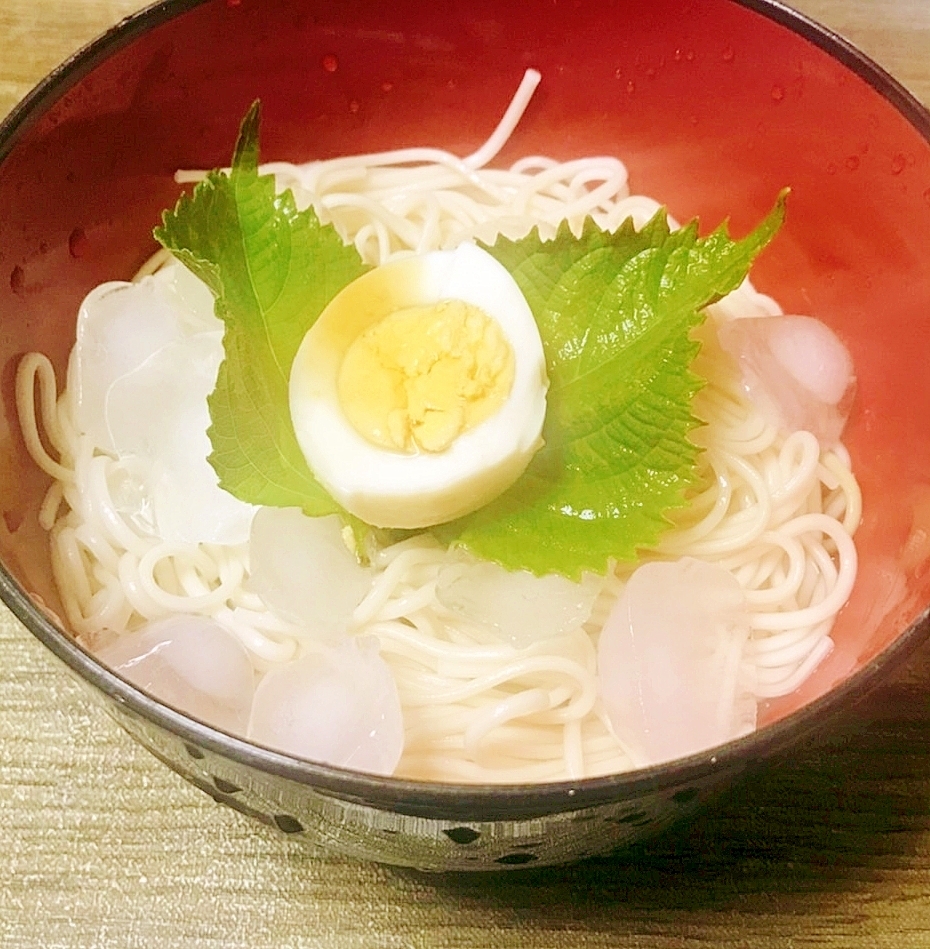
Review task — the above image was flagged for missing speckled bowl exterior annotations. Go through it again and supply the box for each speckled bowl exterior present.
[1,0,930,870]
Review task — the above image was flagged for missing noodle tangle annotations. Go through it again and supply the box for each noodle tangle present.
[14,71,860,783]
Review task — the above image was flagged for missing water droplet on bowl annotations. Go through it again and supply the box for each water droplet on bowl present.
[722,45,734,63]
[890,153,907,175]
[771,84,784,102]
[845,155,860,172]
[626,80,636,94]
[349,99,360,114]
[9,265,24,294]
[322,54,338,73]
[68,227,87,258]
[380,81,393,93]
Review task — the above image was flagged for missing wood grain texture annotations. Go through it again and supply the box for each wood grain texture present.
[1,1,930,947]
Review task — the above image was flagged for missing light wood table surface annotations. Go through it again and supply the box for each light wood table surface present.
[1,2,930,947]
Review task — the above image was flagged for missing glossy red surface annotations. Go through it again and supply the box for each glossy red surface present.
[1,0,929,748]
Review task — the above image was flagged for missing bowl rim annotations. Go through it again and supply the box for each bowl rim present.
[2,0,930,823]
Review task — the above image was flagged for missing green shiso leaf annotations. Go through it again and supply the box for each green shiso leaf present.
[434,194,787,577]
[154,102,370,515]
[155,102,786,578]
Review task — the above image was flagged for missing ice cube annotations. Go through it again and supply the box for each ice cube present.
[716,314,855,446]
[69,263,218,452]
[105,331,221,459]
[95,614,255,734]
[105,330,257,546]
[150,445,258,547]
[436,559,599,647]
[247,638,404,776]
[160,260,221,336]
[597,558,753,766]
[248,508,372,640]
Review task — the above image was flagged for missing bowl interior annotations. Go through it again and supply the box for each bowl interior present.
[1,0,929,769]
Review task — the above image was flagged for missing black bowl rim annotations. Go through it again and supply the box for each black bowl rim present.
[2,0,929,823]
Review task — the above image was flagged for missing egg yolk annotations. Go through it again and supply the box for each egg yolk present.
[337,299,515,454]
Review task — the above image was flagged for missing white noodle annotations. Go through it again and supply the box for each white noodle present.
[13,70,860,783]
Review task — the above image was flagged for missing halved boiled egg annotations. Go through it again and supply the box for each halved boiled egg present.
[289,242,548,529]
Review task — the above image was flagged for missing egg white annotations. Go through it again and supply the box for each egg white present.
[289,242,548,529]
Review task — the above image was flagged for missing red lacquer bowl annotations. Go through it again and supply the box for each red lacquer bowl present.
[1,0,929,869]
